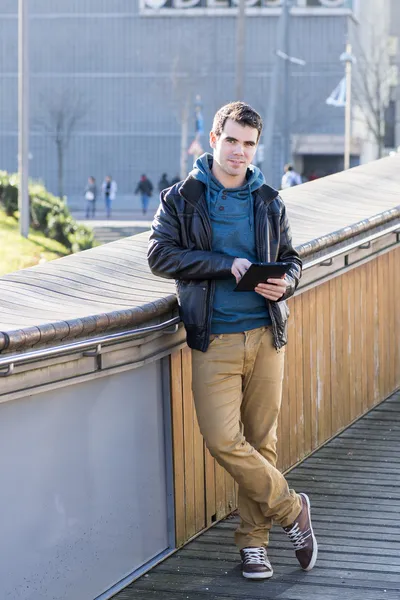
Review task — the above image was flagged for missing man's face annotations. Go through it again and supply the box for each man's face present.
[210,118,259,181]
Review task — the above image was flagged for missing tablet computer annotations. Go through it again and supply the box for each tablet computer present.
[234,262,290,292]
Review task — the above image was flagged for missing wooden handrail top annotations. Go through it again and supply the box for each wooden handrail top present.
[0,155,399,353]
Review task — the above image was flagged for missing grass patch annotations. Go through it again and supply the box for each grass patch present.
[0,209,69,275]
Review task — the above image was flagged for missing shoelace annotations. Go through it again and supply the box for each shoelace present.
[241,547,269,566]
[285,523,311,550]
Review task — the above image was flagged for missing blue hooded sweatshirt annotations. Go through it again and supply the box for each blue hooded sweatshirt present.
[190,153,271,334]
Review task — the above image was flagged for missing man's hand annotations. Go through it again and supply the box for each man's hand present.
[255,277,288,301]
[231,258,252,283]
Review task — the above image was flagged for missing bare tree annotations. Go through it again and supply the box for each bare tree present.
[352,26,393,158]
[36,90,89,199]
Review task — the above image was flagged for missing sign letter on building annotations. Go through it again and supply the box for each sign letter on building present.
[141,0,350,13]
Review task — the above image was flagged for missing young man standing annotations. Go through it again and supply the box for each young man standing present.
[148,102,317,579]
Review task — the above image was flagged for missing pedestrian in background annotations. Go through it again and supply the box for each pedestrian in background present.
[135,174,153,215]
[84,176,97,219]
[158,173,170,192]
[101,175,117,219]
[281,164,302,189]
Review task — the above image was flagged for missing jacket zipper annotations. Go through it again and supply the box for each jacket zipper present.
[256,197,279,349]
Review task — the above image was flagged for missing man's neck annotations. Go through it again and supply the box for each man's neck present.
[211,160,246,189]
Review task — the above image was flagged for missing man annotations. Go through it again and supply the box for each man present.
[135,174,154,215]
[281,163,302,189]
[158,172,170,192]
[148,102,317,580]
[101,175,117,219]
[84,176,97,219]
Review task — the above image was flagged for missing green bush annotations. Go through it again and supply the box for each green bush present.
[30,185,67,231]
[2,176,19,217]
[0,171,11,203]
[46,212,75,249]
[0,171,95,253]
[69,224,96,253]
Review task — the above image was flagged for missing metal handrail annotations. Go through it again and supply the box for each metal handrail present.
[303,223,399,270]
[0,316,181,376]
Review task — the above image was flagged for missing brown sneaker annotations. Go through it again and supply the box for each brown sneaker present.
[283,493,318,571]
[240,547,273,579]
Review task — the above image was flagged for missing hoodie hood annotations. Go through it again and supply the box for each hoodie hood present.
[190,153,265,230]
[190,152,265,192]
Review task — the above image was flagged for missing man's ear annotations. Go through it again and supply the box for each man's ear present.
[209,130,217,149]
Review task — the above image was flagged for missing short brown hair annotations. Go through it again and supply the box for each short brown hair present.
[212,102,263,142]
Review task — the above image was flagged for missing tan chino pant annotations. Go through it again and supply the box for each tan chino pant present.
[192,326,302,549]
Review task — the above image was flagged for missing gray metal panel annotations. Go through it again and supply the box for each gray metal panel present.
[0,360,172,600]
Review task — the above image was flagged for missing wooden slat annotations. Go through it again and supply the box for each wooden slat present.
[322,282,332,438]
[190,351,206,533]
[366,259,375,408]
[341,272,351,427]
[315,284,328,445]
[301,286,312,456]
[383,253,391,399]
[214,461,227,521]
[359,264,368,416]
[353,266,362,419]
[377,254,385,400]
[333,274,345,431]
[224,469,236,516]
[388,250,396,392]
[348,268,357,422]
[181,346,196,540]
[170,350,185,546]
[294,295,305,461]
[395,248,400,390]
[286,300,297,466]
[377,254,386,401]
[204,447,216,526]
[308,286,319,450]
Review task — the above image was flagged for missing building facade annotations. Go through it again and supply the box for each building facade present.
[389,0,400,150]
[0,0,394,207]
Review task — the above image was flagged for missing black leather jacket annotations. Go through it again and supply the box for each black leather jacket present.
[148,176,302,352]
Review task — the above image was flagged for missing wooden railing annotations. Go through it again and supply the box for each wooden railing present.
[169,221,400,546]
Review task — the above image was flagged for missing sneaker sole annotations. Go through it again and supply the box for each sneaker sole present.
[242,569,273,580]
[300,492,318,571]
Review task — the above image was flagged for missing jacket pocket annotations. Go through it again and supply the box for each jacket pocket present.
[176,281,208,327]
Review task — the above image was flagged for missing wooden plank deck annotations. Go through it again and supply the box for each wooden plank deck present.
[115,390,400,600]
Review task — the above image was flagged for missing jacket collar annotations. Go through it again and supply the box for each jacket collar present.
[179,174,279,206]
